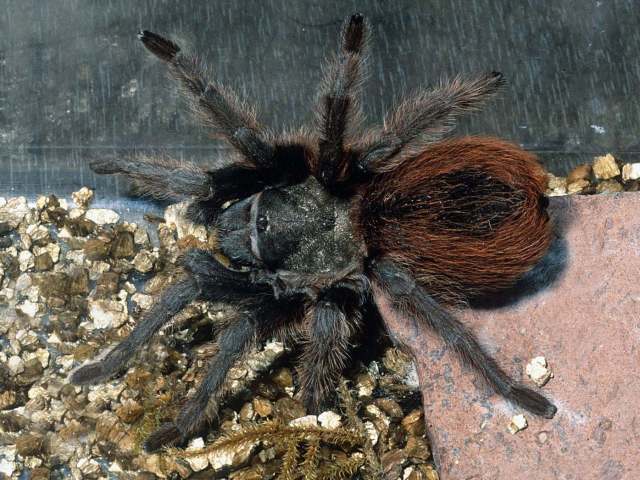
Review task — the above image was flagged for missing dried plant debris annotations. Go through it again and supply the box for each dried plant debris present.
[547,153,640,196]
[0,190,433,479]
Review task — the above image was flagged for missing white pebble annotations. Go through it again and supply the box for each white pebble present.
[289,415,318,428]
[525,356,553,387]
[622,163,640,181]
[8,355,25,375]
[507,414,528,434]
[318,410,342,430]
[84,208,120,225]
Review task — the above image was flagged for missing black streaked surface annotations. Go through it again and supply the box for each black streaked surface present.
[1,0,639,200]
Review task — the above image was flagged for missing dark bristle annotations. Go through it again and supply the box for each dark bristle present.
[70,363,104,385]
[144,423,182,452]
[511,384,557,419]
[343,13,366,53]
[138,30,180,62]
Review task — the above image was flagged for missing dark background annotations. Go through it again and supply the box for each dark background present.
[1,0,638,199]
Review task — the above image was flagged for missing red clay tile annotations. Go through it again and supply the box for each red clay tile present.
[380,193,640,480]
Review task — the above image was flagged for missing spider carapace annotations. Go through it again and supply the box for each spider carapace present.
[71,14,556,451]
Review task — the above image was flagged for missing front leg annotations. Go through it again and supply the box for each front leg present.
[251,263,363,300]
[144,313,258,451]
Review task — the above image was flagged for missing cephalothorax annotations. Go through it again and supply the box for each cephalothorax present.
[71,14,556,451]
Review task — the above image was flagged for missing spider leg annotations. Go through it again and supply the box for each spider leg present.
[143,312,258,452]
[299,286,363,412]
[313,14,369,189]
[138,30,274,166]
[370,258,557,419]
[89,153,212,202]
[70,249,267,385]
[358,72,505,174]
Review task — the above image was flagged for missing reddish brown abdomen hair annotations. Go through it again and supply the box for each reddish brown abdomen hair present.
[357,137,552,304]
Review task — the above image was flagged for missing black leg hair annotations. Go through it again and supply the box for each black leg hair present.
[138,30,274,166]
[314,14,368,189]
[144,312,258,451]
[357,72,505,174]
[370,258,557,419]
[89,153,212,202]
[298,279,368,411]
[70,249,269,385]
[70,277,199,385]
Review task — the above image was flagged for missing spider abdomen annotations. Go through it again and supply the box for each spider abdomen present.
[358,136,551,304]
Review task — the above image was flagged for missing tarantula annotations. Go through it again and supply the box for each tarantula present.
[70,14,557,451]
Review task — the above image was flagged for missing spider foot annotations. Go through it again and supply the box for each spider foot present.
[69,362,108,385]
[511,384,557,419]
[144,422,183,452]
[89,158,126,175]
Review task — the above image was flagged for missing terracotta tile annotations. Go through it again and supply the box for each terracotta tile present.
[381,194,640,479]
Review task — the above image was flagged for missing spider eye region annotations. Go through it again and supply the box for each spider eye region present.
[256,214,269,233]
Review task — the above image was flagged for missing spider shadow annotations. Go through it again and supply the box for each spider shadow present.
[470,197,573,310]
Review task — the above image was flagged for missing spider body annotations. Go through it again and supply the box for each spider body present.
[71,14,556,451]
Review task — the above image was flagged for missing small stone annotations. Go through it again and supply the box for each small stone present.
[185,437,209,472]
[85,208,120,225]
[115,399,144,423]
[318,410,342,429]
[133,227,150,246]
[77,457,101,476]
[507,413,528,434]
[0,196,30,228]
[622,163,640,181]
[271,367,293,391]
[401,409,425,437]
[356,372,376,397]
[34,252,53,271]
[16,299,38,318]
[88,299,128,329]
[27,225,50,247]
[364,420,379,445]
[592,153,620,180]
[18,250,34,272]
[110,231,135,258]
[0,391,17,409]
[405,435,431,462]
[567,164,592,183]
[131,292,153,310]
[289,414,318,428]
[253,397,273,417]
[596,179,623,193]
[525,356,553,387]
[83,238,110,260]
[68,267,90,295]
[71,187,94,208]
[374,398,404,420]
[0,221,12,236]
[567,179,590,194]
[15,433,44,457]
[239,402,255,421]
[8,355,25,375]
[547,173,567,196]
[133,250,154,273]
[95,271,120,296]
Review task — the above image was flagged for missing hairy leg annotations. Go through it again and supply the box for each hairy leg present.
[358,72,505,174]
[370,258,557,418]
[298,284,365,411]
[313,14,369,189]
[89,153,212,202]
[139,30,274,166]
[144,313,258,451]
[70,249,268,385]
[70,277,198,385]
